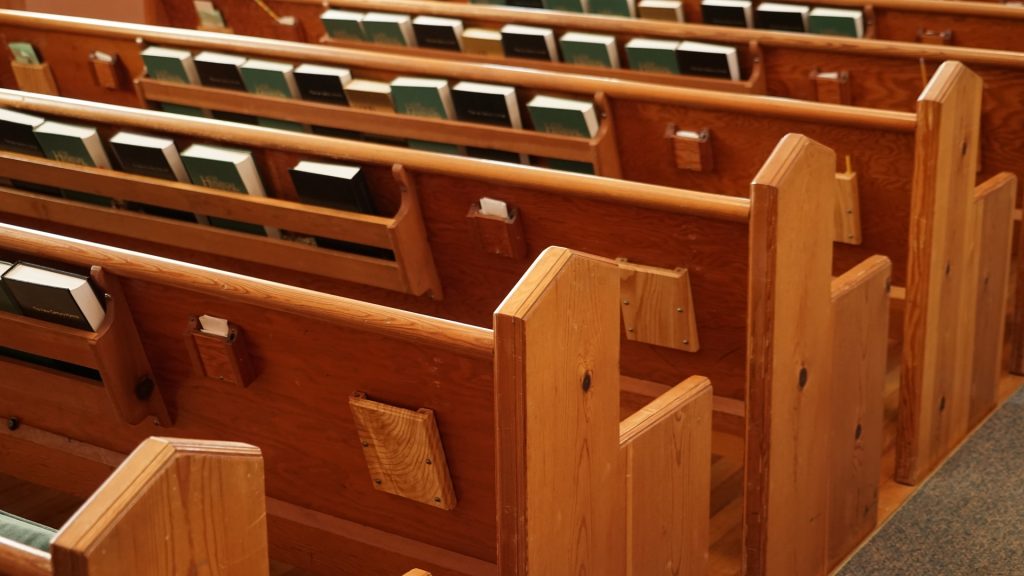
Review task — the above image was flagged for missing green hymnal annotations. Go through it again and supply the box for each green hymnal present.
[8,42,40,65]
[391,77,461,155]
[141,46,207,118]
[625,38,681,74]
[193,0,227,28]
[808,7,864,38]
[589,0,636,17]
[239,58,307,132]
[181,143,280,238]
[362,12,416,46]
[544,0,588,11]
[321,9,366,41]
[33,120,114,206]
[527,94,599,174]
[559,32,619,68]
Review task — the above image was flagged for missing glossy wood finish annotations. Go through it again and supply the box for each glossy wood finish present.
[621,375,712,576]
[493,248,625,575]
[51,437,269,576]
[897,62,985,485]
[744,134,834,576]
[0,536,50,576]
[827,255,891,570]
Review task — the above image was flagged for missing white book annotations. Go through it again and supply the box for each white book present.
[558,31,620,68]
[33,121,111,169]
[500,24,558,62]
[677,40,741,80]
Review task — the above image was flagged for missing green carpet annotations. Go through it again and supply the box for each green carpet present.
[838,385,1024,575]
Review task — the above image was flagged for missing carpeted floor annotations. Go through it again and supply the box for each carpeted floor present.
[838,386,1024,575]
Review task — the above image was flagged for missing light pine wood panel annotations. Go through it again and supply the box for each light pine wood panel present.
[827,255,892,570]
[621,376,712,576]
[494,248,625,575]
[898,62,983,485]
[744,134,834,576]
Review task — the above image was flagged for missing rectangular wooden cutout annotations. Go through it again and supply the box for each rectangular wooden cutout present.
[349,392,456,511]
[467,203,527,260]
[184,316,257,387]
[671,129,713,172]
[619,259,699,352]
[814,71,851,105]
[11,61,58,95]
[834,171,862,245]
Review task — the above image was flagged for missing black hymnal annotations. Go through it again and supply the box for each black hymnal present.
[0,108,61,197]
[755,2,810,32]
[288,161,391,258]
[507,0,544,7]
[676,41,740,80]
[452,81,522,128]
[700,0,752,27]
[1,263,106,331]
[501,24,557,62]
[194,51,259,125]
[294,63,352,105]
[412,16,464,52]
[110,131,200,223]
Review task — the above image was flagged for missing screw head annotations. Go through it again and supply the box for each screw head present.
[361,440,369,448]
[374,479,382,486]
[682,339,689,345]
[434,497,442,504]
[622,299,630,306]
[676,307,684,313]
[6,417,19,431]
[939,396,946,412]
[855,423,862,440]
[425,458,433,465]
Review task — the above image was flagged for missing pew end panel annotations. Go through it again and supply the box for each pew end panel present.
[0,436,269,576]
[898,61,992,485]
[744,133,835,576]
[621,375,713,576]
[827,255,892,570]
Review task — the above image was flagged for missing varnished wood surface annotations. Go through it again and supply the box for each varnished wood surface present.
[897,62,984,485]
[493,248,625,574]
[0,536,50,576]
[744,134,835,576]
[827,255,891,570]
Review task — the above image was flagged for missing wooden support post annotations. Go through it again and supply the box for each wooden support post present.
[827,256,892,570]
[744,134,835,576]
[898,61,984,485]
[494,247,625,575]
[621,375,712,576]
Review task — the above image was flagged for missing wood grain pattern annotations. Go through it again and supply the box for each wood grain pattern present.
[897,61,983,485]
[10,61,57,95]
[619,260,699,352]
[827,255,892,570]
[968,173,1016,427]
[744,134,834,576]
[349,392,457,511]
[621,375,712,576]
[494,248,625,575]
[0,535,50,576]
[834,171,861,245]
[50,437,269,576]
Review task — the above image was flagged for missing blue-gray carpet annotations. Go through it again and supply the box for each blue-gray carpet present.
[838,385,1024,575]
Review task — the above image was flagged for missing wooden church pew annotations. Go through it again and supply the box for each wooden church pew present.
[376,0,1024,50]
[0,132,886,574]
[0,11,1013,483]
[0,436,268,576]
[0,226,716,575]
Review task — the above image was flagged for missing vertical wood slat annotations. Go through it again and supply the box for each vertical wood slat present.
[968,173,1016,426]
[826,255,892,570]
[744,134,835,576]
[621,375,712,576]
[494,247,625,575]
[50,437,268,576]
[897,61,984,485]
